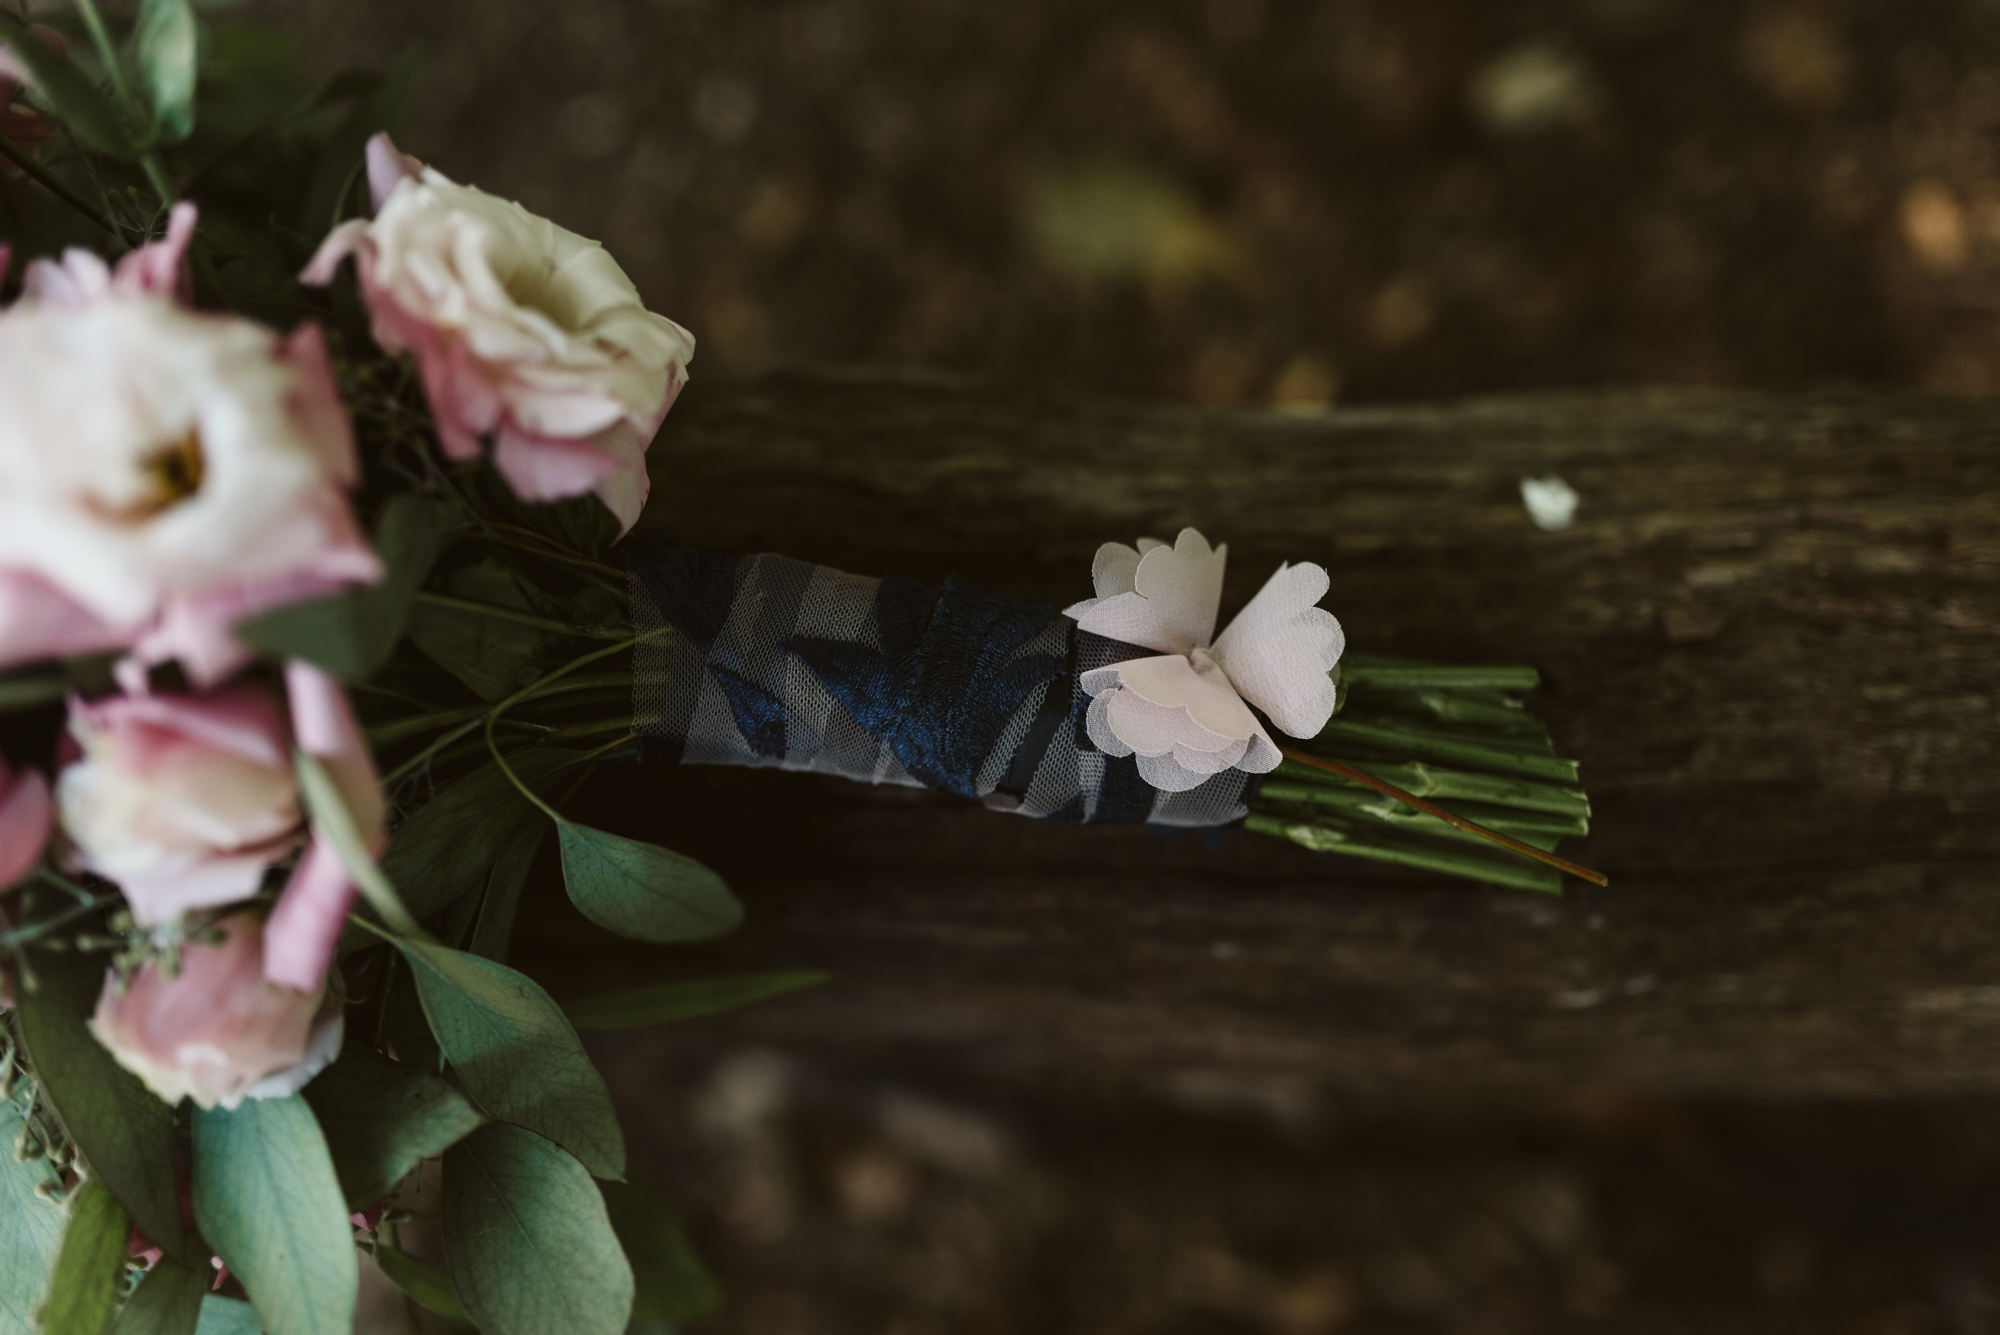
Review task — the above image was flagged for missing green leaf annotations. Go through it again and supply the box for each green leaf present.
[106,1260,205,1335]
[0,12,138,159]
[0,1092,66,1334]
[395,939,625,1180]
[294,751,423,939]
[0,671,66,711]
[368,1244,467,1322]
[443,1125,633,1335]
[564,972,828,1030]
[302,1044,484,1212]
[599,1180,721,1324]
[191,1096,358,1335]
[131,0,198,142]
[296,43,421,236]
[12,944,191,1265]
[408,562,553,702]
[236,494,461,681]
[381,750,576,922]
[558,823,742,944]
[466,818,546,964]
[191,1297,259,1335]
[40,1179,129,1335]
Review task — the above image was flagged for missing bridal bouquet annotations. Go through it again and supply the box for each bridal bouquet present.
[0,7,1598,1334]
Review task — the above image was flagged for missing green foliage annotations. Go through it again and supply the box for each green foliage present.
[0,12,137,158]
[12,945,190,1265]
[559,822,742,944]
[0,1092,66,1335]
[381,749,577,922]
[599,1180,722,1323]
[302,1043,484,1211]
[105,1261,206,1335]
[237,494,461,681]
[296,43,421,236]
[190,1097,357,1335]
[369,1244,467,1321]
[564,972,828,1030]
[131,0,199,143]
[190,1298,259,1335]
[396,938,625,1180]
[40,1179,129,1335]
[408,561,555,701]
[444,1125,634,1335]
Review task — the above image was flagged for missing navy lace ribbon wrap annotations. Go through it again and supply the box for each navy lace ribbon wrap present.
[621,534,1255,826]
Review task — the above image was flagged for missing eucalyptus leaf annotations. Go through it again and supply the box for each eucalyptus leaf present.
[564,972,828,1030]
[443,1125,634,1335]
[106,1260,205,1335]
[0,1093,65,1335]
[381,750,577,922]
[40,1178,129,1335]
[599,1180,722,1324]
[12,943,190,1264]
[467,818,546,964]
[369,1244,467,1322]
[0,12,138,159]
[396,938,625,1180]
[190,1298,259,1335]
[236,494,461,681]
[131,0,198,142]
[302,1044,484,1212]
[558,823,742,944]
[191,1096,357,1335]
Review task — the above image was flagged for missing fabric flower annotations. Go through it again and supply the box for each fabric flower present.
[0,205,381,685]
[58,684,305,925]
[0,752,51,890]
[54,665,384,997]
[302,133,695,534]
[89,911,343,1110]
[1065,528,1344,792]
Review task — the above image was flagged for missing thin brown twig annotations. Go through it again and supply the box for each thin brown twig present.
[1276,746,1609,887]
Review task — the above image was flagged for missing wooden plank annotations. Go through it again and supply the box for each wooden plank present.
[519,371,2000,1099]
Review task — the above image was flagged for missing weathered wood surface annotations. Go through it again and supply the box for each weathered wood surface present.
[520,370,2000,1101]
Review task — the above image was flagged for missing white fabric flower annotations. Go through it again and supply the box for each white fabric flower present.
[1065,528,1344,792]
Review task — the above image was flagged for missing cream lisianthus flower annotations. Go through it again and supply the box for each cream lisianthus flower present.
[1067,528,1345,792]
[0,205,381,685]
[304,134,695,534]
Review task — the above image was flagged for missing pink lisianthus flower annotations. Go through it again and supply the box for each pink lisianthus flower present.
[0,751,51,890]
[302,134,695,534]
[0,204,382,685]
[55,665,386,993]
[89,910,344,1110]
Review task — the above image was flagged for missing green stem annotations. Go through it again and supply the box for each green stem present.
[380,717,483,788]
[1244,813,1562,895]
[480,524,625,581]
[0,896,112,951]
[70,0,136,110]
[412,590,629,640]
[480,630,663,825]
[138,154,175,208]
[0,133,117,234]
[542,715,636,745]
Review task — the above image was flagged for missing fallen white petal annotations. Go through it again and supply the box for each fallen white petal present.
[1520,475,1579,531]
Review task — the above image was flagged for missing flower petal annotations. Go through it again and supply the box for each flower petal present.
[1210,561,1344,738]
[1066,528,1225,655]
[0,764,51,889]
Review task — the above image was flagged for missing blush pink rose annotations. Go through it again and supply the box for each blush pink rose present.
[0,752,51,890]
[302,134,695,534]
[55,666,385,995]
[0,204,381,685]
[89,911,344,1110]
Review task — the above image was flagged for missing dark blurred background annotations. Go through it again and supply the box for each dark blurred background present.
[262,1,2000,1331]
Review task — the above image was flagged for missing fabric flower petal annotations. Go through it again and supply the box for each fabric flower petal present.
[1066,528,1227,655]
[1080,651,1277,784]
[1209,560,1345,739]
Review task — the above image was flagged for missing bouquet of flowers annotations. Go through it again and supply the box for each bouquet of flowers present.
[0,6,1599,1334]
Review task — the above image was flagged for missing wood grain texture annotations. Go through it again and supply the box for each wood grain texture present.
[520,369,2000,1101]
